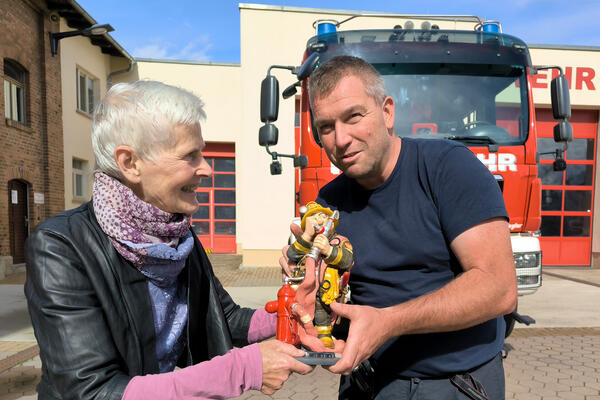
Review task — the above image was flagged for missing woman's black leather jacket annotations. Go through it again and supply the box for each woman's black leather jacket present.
[24,202,254,400]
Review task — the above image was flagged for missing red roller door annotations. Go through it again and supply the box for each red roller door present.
[537,109,598,266]
[191,143,236,254]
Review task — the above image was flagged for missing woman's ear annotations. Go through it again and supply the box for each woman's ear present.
[114,145,142,185]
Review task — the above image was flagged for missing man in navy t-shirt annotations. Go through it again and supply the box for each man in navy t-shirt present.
[291,55,517,399]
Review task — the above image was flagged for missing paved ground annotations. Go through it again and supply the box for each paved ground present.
[1,264,600,399]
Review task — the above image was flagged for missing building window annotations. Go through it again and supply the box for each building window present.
[76,69,98,115]
[72,158,88,200]
[4,59,27,123]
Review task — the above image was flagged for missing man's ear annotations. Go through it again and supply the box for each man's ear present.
[382,96,395,132]
[114,145,142,184]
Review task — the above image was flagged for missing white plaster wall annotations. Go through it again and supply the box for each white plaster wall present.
[530,47,600,107]
[133,61,242,144]
[60,18,112,210]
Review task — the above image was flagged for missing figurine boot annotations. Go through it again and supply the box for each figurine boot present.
[316,325,334,349]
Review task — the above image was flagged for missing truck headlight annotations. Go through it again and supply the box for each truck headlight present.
[513,251,541,289]
[514,252,540,269]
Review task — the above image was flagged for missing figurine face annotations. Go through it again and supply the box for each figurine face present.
[313,212,329,227]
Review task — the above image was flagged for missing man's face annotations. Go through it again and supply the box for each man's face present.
[312,75,396,189]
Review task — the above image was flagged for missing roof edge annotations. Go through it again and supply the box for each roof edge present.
[529,43,600,52]
[238,3,480,22]
[135,58,241,67]
[65,0,134,60]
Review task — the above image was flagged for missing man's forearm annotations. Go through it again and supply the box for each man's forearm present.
[381,266,517,339]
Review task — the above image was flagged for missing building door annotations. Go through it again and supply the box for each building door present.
[8,180,29,264]
[191,143,236,253]
[538,109,598,266]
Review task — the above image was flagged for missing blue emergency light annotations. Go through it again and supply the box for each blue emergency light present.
[480,22,500,33]
[317,21,337,35]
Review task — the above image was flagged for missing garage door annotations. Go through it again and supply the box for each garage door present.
[537,109,598,266]
[191,143,236,254]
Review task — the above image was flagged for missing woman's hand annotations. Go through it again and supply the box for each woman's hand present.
[258,340,314,395]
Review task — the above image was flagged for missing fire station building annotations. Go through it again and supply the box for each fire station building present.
[117,4,600,269]
[2,2,600,270]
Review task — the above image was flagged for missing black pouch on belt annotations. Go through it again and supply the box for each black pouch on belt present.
[450,373,490,400]
[349,359,377,400]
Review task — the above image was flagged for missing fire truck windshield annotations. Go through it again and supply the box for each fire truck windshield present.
[306,29,532,146]
[377,63,529,145]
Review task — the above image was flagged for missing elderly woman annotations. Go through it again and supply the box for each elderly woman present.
[24,80,312,400]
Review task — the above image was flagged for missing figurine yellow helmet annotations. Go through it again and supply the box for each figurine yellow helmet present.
[300,201,339,231]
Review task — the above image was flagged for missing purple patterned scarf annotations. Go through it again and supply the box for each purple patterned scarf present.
[93,171,193,372]
[92,172,193,274]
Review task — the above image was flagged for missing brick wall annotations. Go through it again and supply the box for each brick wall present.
[0,0,64,258]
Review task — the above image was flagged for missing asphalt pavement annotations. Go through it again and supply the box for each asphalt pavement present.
[1,263,599,400]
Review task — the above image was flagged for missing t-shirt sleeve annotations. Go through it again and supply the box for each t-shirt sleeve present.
[434,146,508,243]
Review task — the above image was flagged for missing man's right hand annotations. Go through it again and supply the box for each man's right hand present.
[258,340,314,395]
[326,302,390,375]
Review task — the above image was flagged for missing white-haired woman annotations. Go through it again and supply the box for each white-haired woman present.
[25,80,312,400]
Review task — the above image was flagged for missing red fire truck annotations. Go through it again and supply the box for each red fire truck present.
[259,16,572,332]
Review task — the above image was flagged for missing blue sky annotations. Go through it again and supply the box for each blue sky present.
[77,0,600,63]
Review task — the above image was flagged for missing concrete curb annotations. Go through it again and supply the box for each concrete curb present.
[0,345,38,374]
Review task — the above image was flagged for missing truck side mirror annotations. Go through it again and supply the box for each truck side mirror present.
[260,75,279,123]
[551,75,571,120]
[282,82,299,99]
[553,120,573,143]
[296,52,320,81]
[259,123,279,147]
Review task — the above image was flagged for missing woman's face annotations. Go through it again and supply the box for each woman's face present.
[136,123,212,215]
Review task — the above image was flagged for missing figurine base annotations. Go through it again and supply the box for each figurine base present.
[295,350,341,365]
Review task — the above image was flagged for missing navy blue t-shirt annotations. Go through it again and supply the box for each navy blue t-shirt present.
[317,137,508,378]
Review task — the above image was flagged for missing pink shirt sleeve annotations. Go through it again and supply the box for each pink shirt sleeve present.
[247,307,277,343]
[122,343,262,400]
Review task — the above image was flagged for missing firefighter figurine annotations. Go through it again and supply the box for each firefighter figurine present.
[287,201,353,348]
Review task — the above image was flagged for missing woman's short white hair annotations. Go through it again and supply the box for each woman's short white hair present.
[92,80,206,179]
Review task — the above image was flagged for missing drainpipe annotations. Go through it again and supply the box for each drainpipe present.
[107,56,136,88]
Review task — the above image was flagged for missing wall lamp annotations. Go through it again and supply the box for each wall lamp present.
[50,23,114,56]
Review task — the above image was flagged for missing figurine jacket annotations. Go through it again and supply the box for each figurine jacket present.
[24,202,254,400]
[288,234,353,271]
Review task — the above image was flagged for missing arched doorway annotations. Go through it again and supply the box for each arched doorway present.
[8,179,29,264]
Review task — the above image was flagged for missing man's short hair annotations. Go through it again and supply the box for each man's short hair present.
[308,55,385,106]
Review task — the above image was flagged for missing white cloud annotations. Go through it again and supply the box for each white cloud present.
[172,35,213,61]
[132,44,169,59]
[131,35,213,61]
